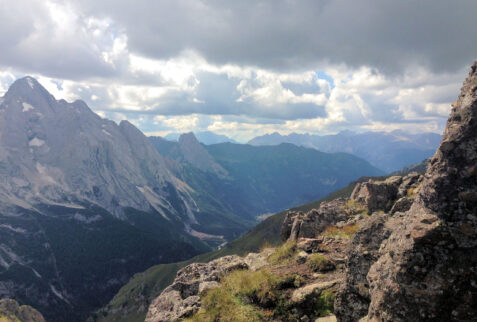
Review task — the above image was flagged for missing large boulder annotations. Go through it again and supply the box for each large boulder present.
[364,60,477,321]
[335,61,477,321]
[281,199,348,241]
[334,213,392,321]
[350,174,421,214]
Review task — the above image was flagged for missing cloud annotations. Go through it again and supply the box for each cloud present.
[75,0,477,74]
[0,0,472,142]
[0,0,127,80]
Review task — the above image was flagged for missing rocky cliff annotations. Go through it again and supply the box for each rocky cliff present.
[0,77,195,220]
[145,61,477,321]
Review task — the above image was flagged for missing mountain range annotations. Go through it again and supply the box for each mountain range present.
[151,134,383,227]
[248,130,441,173]
[0,77,383,321]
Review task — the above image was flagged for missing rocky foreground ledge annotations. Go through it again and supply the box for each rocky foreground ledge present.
[0,299,45,322]
[145,61,477,321]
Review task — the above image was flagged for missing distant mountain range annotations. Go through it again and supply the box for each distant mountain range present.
[0,77,383,321]
[151,134,383,228]
[164,131,236,145]
[248,131,441,173]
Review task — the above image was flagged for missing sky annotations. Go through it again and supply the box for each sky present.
[0,0,476,142]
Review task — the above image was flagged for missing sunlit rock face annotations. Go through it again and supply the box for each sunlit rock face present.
[0,76,196,220]
[0,77,208,321]
[335,61,477,321]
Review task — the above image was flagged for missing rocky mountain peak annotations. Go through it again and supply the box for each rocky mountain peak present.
[178,132,199,145]
[2,76,55,112]
[5,76,43,94]
[177,132,228,177]
[0,76,192,219]
[418,60,477,225]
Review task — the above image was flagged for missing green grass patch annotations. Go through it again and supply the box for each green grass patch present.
[322,223,359,239]
[308,254,335,272]
[343,199,368,216]
[187,268,285,321]
[268,241,297,265]
[314,289,335,317]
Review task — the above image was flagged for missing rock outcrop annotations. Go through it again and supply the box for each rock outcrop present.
[335,61,477,321]
[281,199,349,241]
[145,252,272,322]
[0,299,45,322]
[350,173,421,214]
[363,61,477,321]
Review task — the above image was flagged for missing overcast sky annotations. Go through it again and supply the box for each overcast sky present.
[1,0,476,141]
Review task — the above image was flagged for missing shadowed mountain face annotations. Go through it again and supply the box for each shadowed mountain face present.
[248,130,441,173]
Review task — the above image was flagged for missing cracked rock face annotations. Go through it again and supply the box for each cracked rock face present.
[281,199,349,241]
[335,61,477,321]
[0,76,195,220]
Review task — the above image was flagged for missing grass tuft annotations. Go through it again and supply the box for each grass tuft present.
[308,254,335,272]
[343,199,368,217]
[186,268,285,321]
[268,241,296,265]
[322,223,359,239]
[314,289,335,317]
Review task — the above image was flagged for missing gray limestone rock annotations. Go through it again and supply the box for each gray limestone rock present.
[364,60,477,322]
[145,255,248,322]
[0,77,196,221]
[281,199,348,241]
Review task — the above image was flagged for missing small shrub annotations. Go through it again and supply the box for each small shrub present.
[259,240,272,251]
[407,187,416,198]
[314,289,335,317]
[343,199,367,216]
[293,274,304,288]
[268,241,296,265]
[226,269,281,306]
[308,254,335,272]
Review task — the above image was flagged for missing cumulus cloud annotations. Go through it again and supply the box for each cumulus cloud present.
[0,0,473,141]
[0,0,127,79]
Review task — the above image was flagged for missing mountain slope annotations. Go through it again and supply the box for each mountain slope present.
[248,130,440,173]
[0,77,217,321]
[204,142,384,214]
